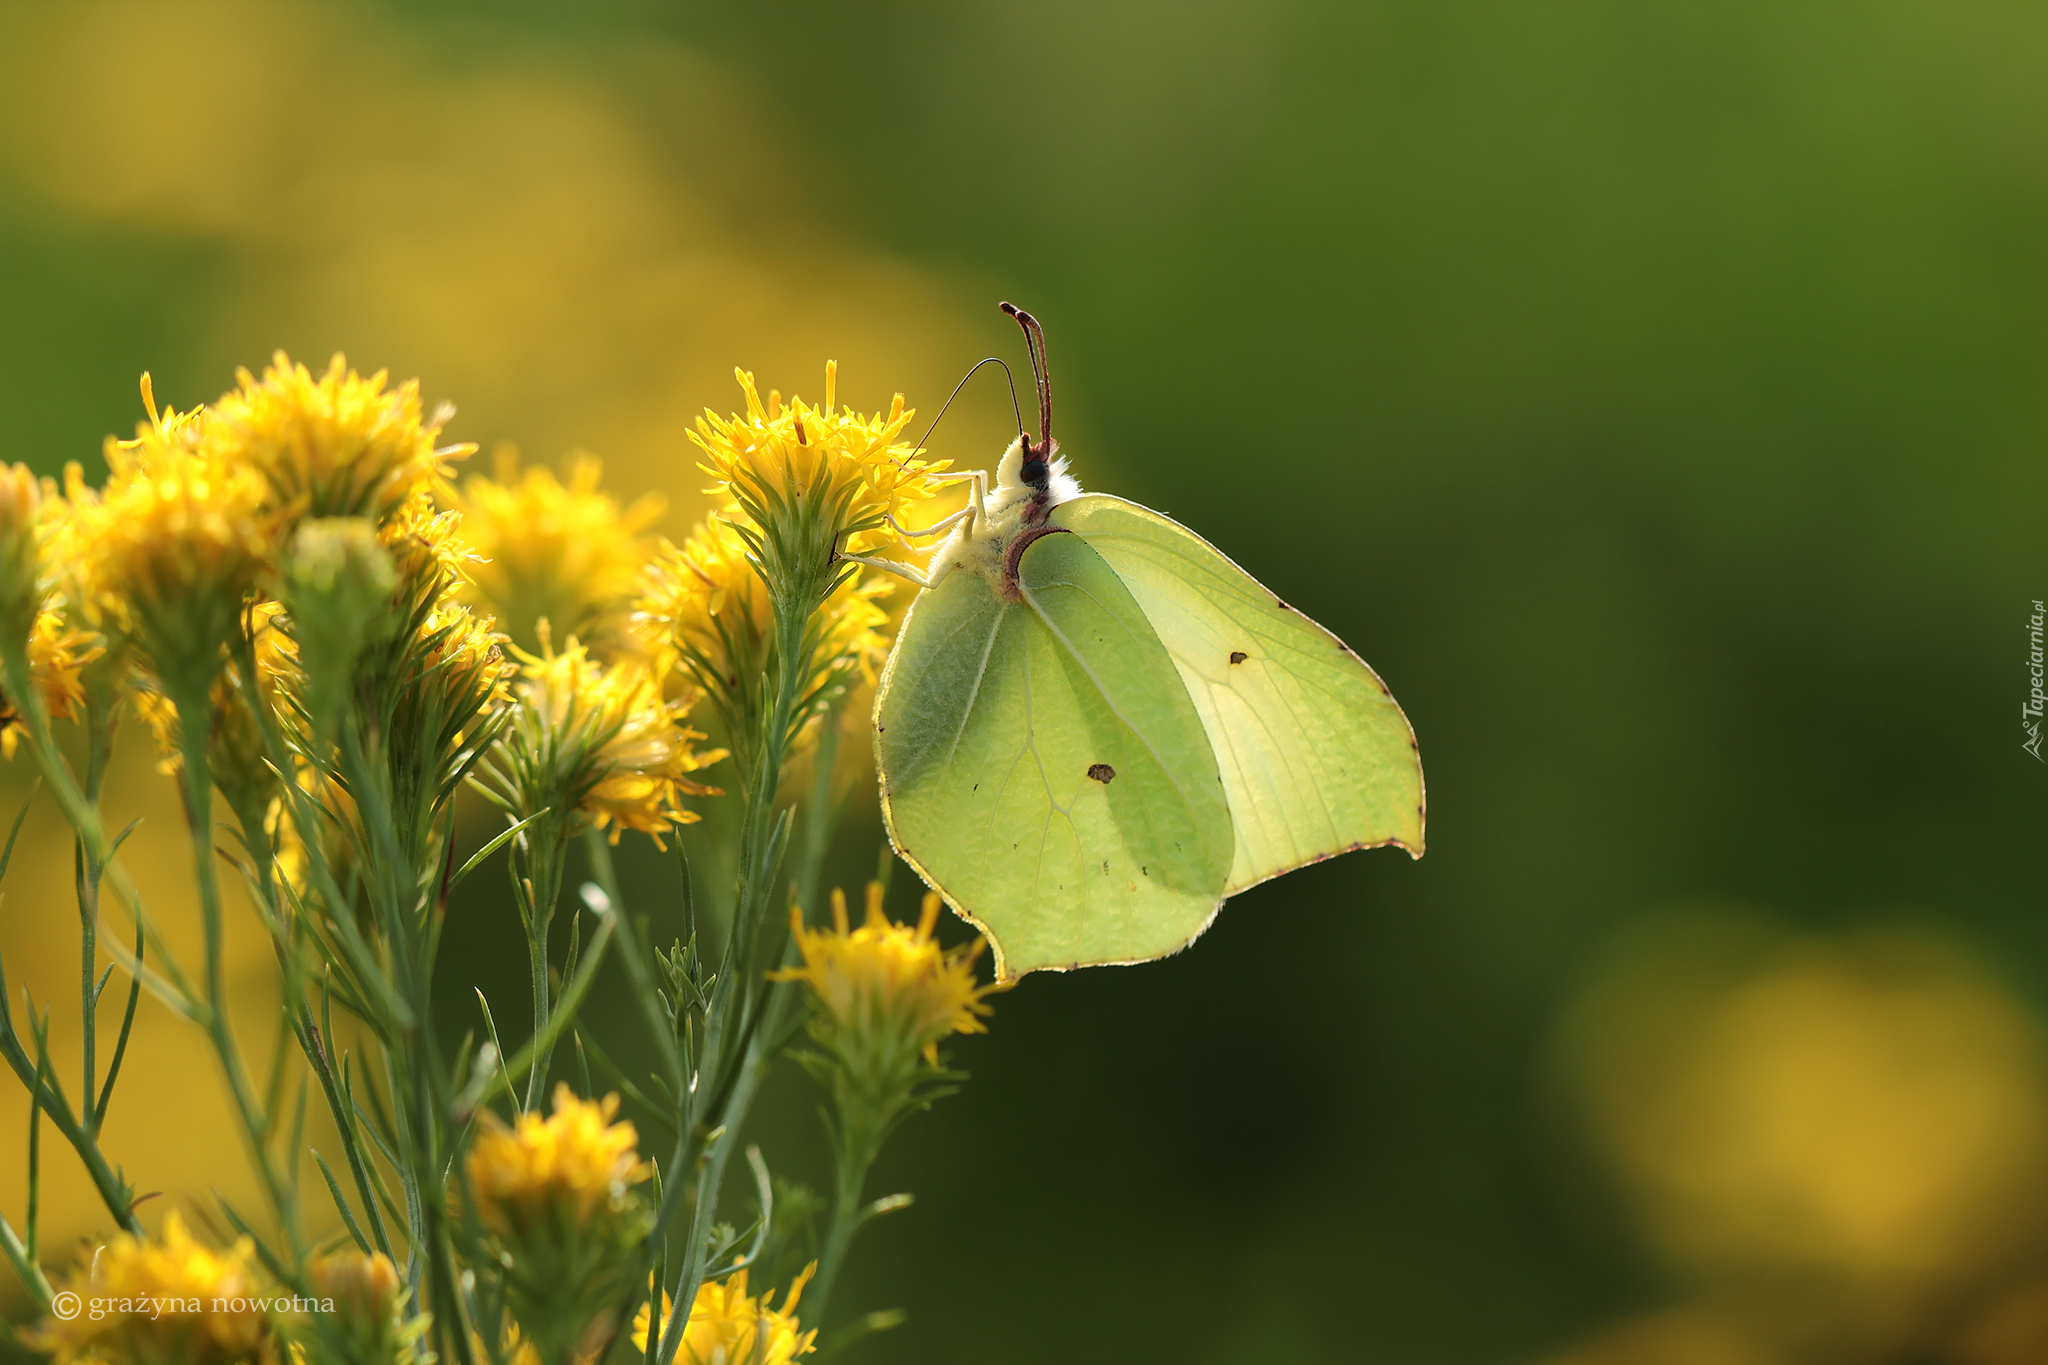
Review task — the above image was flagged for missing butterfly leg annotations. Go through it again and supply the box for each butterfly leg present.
[837,551,948,589]
[887,505,973,540]
[922,469,988,527]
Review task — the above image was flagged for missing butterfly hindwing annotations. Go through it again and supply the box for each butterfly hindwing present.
[875,529,1234,979]
[1051,494,1425,893]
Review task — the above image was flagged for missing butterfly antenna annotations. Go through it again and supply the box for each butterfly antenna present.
[1000,301,1052,455]
[914,356,1025,456]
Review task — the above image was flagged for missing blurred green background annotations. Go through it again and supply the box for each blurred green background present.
[3,3,2047,1362]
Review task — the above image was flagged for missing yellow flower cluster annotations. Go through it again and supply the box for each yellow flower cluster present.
[456,448,664,652]
[35,1212,274,1365]
[776,883,995,1064]
[692,362,949,562]
[508,635,723,844]
[632,1264,819,1365]
[467,1086,651,1236]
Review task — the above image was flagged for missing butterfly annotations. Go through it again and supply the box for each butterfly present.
[845,304,1424,981]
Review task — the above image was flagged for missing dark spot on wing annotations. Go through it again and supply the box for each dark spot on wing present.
[1087,763,1116,783]
[1229,651,1247,665]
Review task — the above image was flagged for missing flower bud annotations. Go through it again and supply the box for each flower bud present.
[277,517,397,737]
[292,1250,422,1365]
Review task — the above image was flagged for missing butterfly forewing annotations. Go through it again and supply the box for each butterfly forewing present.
[875,531,1233,979]
[1051,494,1424,892]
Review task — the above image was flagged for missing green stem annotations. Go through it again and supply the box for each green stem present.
[789,695,843,930]
[172,681,300,1256]
[516,814,571,1113]
[0,1208,52,1314]
[75,710,110,1135]
[654,1045,767,1365]
[808,1110,884,1329]
[0,953,138,1234]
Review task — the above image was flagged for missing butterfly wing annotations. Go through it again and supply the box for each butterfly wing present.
[875,530,1234,980]
[1051,494,1424,893]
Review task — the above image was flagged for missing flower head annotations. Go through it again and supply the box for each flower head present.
[85,420,271,697]
[632,1264,818,1365]
[775,883,993,1065]
[208,352,470,533]
[468,1085,650,1237]
[468,1087,653,1359]
[34,1211,274,1365]
[493,634,723,845]
[455,448,664,653]
[693,363,946,563]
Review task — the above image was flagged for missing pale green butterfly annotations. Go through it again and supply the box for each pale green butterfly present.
[846,304,1424,981]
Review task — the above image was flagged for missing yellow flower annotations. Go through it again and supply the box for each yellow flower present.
[632,513,892,710]
[84,422,270,694]
[500,635,723,845]
[34,1211,274,1365]
[454,448,665,653]
[775,884,993,1064]
[467,1089,653,1359]
[467,1085,651,1236]
[0,610,102,759]
[632,1264,819,1365]
[692,363,948,562]
[208,352,472,532]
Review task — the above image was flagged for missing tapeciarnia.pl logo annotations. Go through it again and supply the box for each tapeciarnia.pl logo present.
[2027,599,2044,762]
